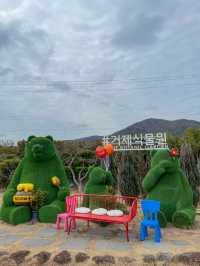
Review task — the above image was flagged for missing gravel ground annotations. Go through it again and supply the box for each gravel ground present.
[0,193,200,265]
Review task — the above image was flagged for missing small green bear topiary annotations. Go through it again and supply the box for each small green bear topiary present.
[0,136,70,224]
[142,149,196,228]
[83,166,114,209]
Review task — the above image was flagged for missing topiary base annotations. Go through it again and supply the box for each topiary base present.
[10,206,31,225]
[39,200,65,223]
[172,209,195,228]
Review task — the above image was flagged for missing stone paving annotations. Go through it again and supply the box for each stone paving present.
[1,195,200,265]
[0,216,200,259]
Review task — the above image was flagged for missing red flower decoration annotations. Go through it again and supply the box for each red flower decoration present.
[170,148,178,157]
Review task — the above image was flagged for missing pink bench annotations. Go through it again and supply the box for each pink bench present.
[68,194,137,241]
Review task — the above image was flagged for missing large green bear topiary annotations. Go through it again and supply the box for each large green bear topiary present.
[142,149,196,228]
[0,136,69,224]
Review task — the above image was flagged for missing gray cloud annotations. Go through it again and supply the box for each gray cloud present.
[48,81,72,93]
[0,20,20,48]
[0,0,199,141]
[112,13,165,49]
[0,18,53,78]
[0,67,13,76]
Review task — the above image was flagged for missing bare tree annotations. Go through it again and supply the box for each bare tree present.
[197,156,200,178]
[66,153,79,189]
[63,152,97,192]
[180,143,200,206]
[116,151,141,197]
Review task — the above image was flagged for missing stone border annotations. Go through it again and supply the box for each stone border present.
[0,250,200,265]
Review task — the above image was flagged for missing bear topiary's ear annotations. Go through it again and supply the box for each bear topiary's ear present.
[150,150,157,157]
[27,135,35,142]
[46,135,54,142]
[88,165,95,175]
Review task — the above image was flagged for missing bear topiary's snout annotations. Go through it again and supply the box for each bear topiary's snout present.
[32,144,44,157]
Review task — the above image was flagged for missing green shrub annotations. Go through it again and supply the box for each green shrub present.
[0,158,19,189]
[31,189,48,211]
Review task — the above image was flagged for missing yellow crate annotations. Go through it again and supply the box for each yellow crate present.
[13,195,33,205]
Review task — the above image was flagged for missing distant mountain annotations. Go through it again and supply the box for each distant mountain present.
[113,118,200,136]
[74,118,200,141]
[73,135,102,141]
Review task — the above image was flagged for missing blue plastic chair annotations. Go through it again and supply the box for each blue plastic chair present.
[139,199,161,242]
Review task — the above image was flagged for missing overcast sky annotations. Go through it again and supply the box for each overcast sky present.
[0,0,200,141]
